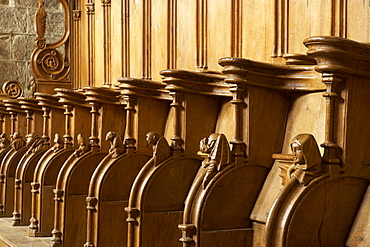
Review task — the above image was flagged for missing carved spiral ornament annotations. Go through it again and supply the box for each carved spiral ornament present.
[2,81,23,98]
[33,48,70,80]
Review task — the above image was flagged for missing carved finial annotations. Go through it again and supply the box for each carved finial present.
[106,131,125,159]
[34,0,47,48]
[0,134,10,149]
[199,133,231,188]
[288,134,322,186]
[146,131,171,166]
[73,134,90,157]
[51,133,63,152]
[11,132,25,151]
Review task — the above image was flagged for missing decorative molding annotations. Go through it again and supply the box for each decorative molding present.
[31,0,71,87]
[102,0,112,85]
[231,0,242,57]
[167,0,177,69]
[196,0,208,70]
[122,0,130,77]
[143,0,152,79]
[331,0,347,38]
[86,2,96,86]
[272,0,289,57]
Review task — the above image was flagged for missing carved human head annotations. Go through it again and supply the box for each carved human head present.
[146,131,161,146]
[290,134,321,169]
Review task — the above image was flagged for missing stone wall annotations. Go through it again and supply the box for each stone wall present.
[0,0,64,96]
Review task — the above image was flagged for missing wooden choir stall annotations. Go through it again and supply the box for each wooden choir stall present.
[0,0,369,246]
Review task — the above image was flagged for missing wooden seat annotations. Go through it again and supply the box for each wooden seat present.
[0,100,29,217]
[29,89,91,237]
[125,70,230,247]
[13,94,64,227]
[50,87,125,247]
[84,78,171,247]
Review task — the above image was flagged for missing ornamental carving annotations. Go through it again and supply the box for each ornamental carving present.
[198,133,231,188]
[51,134,63,152]
[146,131,171,166]
[2,81,23,99]
[73,134,90,157]
[106,131,126,159]
[31,0,71,85]
[287,134,323,186]
[11,132,25,151]
[0,134,10,149]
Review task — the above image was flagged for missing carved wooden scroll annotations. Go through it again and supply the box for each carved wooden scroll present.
[31,0,71,93]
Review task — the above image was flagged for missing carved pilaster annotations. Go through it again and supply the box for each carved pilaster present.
[123,96,137,151]
[63,105,73,149]
[169,92,183,156]
[86,2,95,86]
[321,73,341,165]
[89,102,100,152]
[229,86,247,163]
[41,106,50,145]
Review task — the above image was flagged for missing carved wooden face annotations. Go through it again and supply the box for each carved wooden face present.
[291,142,305,164]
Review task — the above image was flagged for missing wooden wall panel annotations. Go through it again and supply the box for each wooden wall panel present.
[95,2,105,85]
[151,0,169,80]
[176,0,197,70]
[110,1,124,82]
[207,1,232,71]
[347,0,370,42]
[243,0,275,63]
[129,0,144,78]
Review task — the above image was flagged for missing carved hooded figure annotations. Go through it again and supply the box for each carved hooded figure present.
[200,133,231,188]
[0,134,10,149]
[51,133,63,152]
[289,134,322,186]
[11,132,25,151]
[146,131,171,166]
[106,131,126,159]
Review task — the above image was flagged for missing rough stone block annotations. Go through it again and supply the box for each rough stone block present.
[12,35,34,61]
[0,61,26,85]
[14,0,36,8]
[46,12,65,37]
[0,0,9,5]
[0,7,28,33]
[0,34,10,59]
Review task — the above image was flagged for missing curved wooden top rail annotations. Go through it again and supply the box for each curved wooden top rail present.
[161,69,231,97]
[18,97,43,112]
[304,36,370,78]
[219,57,325,91]
[83,86,121,104]
[54,88,89,107]
[3,100,24,114]
[34,93,64,110]
[0,102,9,115]
[118,77,171,100]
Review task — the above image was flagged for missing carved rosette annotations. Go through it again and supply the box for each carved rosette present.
[32,49,70,81]
[2,81,23,99]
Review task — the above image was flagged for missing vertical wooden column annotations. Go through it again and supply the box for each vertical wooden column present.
[86,1,95,86]
[89,102,100,153]
[142,0,152,79]
[63,105,73,149]
[123,95,136,151]
[102,0,112,85]
[321,73,341,166]
[196,0,208,70]
[73,3,82,89]
[169,91,183,156]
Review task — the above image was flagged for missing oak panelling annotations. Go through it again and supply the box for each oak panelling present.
[111,0,124,81]
[94,1,104,85]
[176,0,197,70]
[346,0,370,42]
